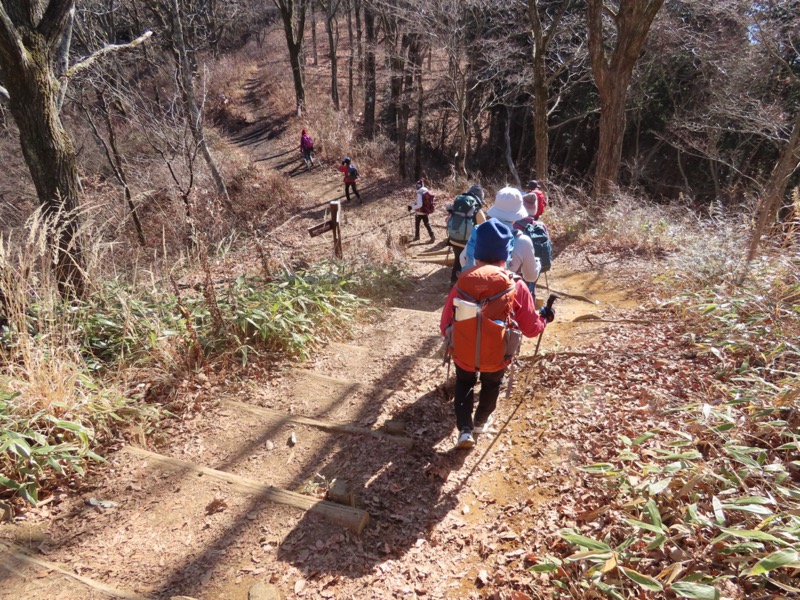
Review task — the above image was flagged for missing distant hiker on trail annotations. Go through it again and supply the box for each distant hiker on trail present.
[339,157,362,204]
[461,186,541,286]
[300,129,315,169]
[440,220,554,449]
[522,180,547,220]
[445,183,486,286]
[408,179,436,242]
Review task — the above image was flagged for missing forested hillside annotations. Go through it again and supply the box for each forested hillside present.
[0,0,798,599]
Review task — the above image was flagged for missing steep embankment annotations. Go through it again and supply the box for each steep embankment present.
[0,51,649,600]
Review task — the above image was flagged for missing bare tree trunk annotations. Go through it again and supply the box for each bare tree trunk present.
[353,0,363,86]
[745,113,800,269]
[0,1,86,297]
[310,0,319,66]
[527,0,571,182]
[587,0,664,198]
[398,34,419,178]
[387,30,409,139]
[413,42,425,180]
[321,0,341,110]
[168,0,231,209]
[346,0,354,115]
[274,0,307,113]
[504,106,521,186]
[363,4,377,138]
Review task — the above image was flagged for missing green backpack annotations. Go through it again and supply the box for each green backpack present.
[447,194,481,244]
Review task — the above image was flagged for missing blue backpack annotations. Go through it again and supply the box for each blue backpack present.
[516,220,552,272]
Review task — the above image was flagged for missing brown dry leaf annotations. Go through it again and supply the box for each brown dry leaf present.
[204,498,227,515]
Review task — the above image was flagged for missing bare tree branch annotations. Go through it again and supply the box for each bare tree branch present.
[64,30,153,80]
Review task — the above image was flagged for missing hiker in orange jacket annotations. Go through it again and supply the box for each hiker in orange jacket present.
[338,157,362,203]
[440,220,554,449]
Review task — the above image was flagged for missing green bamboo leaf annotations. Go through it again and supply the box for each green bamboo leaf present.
[645,498,663,529]
[528,563,559,573]
[669,581,719,599]
[648,477,672,495]
[746,549,800,576]
[623,518,664,535]
[721,503,773,516]
[619,566,663,591]
[712,496,726,525]
[559,530,611,552]
[632,430,659,446]
[717,527,786,545]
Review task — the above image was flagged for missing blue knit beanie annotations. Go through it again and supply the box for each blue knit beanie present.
[474,220,514,264]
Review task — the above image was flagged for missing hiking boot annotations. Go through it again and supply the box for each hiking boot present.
[413,235,420,241]
[457,428,475,449]
[473,414,494,435]
[428,234,435,243]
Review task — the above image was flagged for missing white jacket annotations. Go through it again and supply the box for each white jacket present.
[409,186,429,213]
[460,218,541,283]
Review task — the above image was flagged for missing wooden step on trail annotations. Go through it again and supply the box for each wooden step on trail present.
[122,446,370,534]
[0,540,149,599]
[415,248,451,257]
[391,306,441,317]
[221,399,415,448]
[411,256,454,265]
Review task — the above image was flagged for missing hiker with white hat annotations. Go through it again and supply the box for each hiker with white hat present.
[460,186,541,285]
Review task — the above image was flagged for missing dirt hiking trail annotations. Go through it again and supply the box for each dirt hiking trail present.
[0,54,644,600]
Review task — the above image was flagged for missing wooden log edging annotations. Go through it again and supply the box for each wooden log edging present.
[0,540,149,600]
[122,446,370,534]
[221,399,415,449]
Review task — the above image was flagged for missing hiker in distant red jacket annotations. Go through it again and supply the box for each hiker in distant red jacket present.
[338,157,362,203]
[440,220,553,449]
[522,180,547,220]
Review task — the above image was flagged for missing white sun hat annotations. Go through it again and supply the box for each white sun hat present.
[487,186,527,223]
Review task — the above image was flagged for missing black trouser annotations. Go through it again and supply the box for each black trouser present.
[450,243,464,284]
[345,182,361,202]
[454,364,505,432]
[414,214,434,238]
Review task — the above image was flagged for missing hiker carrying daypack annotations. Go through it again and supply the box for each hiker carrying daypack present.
[440,220,553,449]
[408,179,435,242]
[461,187,541,285]
[300,130,315,168]
[447,193,482,244]
[514,218,552,273]
[339,157,362,203]
[446,184,486,285]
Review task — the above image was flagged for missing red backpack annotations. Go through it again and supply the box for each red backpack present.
[447,265,519,372]
[420,191,436,214]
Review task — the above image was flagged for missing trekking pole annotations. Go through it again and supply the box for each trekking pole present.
[505,293,558,399]
[544,271,550,294]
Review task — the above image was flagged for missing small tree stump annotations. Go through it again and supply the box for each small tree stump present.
[326,479,356,507]
[384,420,406,435]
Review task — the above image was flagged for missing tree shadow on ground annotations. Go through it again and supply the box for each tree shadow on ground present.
[275,380,471,579]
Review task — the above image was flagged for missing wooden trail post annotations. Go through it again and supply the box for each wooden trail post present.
[308,200,342,258]
[331,200,342,258]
